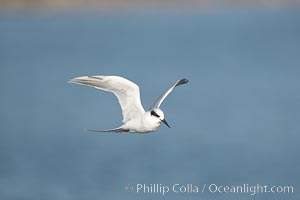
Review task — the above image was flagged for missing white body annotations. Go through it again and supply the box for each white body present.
[121,110,161,133]
[69,75,188,133]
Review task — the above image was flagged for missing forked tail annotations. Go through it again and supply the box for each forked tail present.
[88,127,128,133]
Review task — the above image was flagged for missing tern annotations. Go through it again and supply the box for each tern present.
[69,75,188,133]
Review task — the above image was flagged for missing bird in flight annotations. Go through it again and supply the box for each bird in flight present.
[69,75,188,133]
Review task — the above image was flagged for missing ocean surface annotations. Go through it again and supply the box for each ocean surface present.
[0,8,299,200]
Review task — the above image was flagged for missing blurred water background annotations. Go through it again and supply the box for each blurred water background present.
[0,2,300,200]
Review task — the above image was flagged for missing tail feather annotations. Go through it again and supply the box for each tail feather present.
[88,127,128,133]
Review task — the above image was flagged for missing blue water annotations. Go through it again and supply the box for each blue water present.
[0,9,300,200]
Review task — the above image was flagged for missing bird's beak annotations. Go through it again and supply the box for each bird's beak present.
[161,119,170,128]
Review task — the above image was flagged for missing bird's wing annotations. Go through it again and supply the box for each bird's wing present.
[152,79,189,109]
[69,76,145,123]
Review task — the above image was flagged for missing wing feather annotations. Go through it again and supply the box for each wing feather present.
[152,79,189,109]
[69,75,145,123]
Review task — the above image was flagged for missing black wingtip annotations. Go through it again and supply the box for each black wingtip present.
[176,79,189,87]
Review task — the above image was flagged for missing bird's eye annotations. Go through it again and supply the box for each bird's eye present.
[151,110,160,118]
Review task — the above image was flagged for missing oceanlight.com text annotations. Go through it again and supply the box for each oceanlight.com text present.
[125,183,294,196]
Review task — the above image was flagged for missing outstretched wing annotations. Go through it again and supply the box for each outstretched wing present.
[152,79,189,109]
[69,75,145,123]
